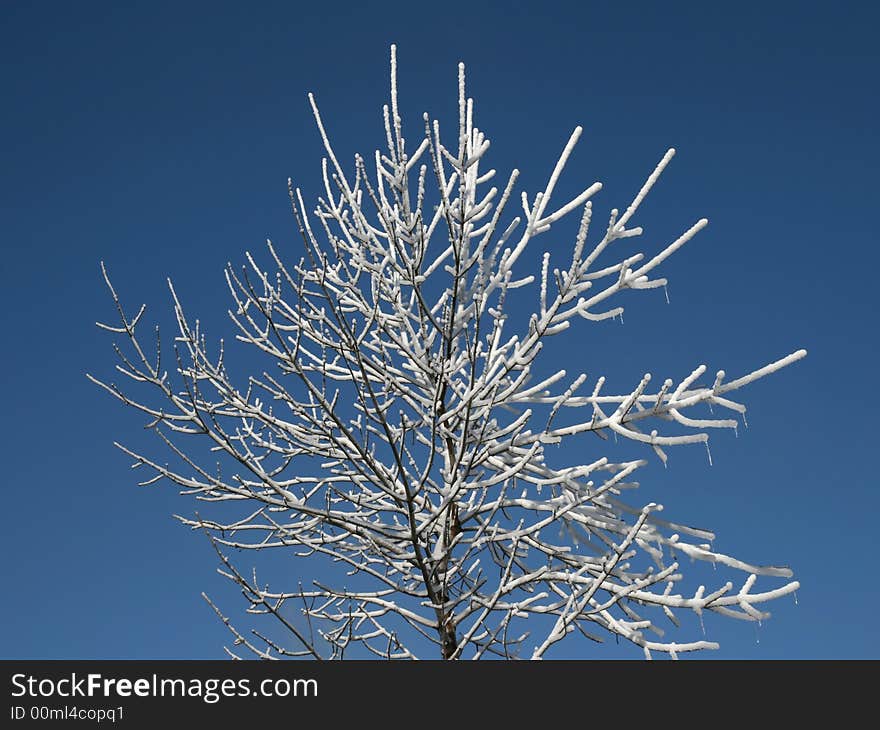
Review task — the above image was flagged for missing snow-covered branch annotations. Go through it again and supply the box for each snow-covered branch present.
[91,45,804,659]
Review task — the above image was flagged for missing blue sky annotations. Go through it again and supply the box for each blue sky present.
[1,0,877,659]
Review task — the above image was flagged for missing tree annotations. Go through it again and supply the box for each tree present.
[90,46,805,660]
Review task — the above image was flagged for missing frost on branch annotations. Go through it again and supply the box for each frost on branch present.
[90,46,805,660]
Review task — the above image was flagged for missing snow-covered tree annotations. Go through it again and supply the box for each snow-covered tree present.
[91,46,805,660]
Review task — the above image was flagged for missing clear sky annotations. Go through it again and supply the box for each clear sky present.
[1,0,877,659]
